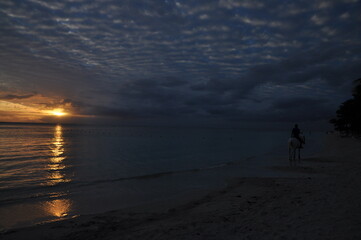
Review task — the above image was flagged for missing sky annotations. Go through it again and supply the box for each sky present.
[0,0,360,128]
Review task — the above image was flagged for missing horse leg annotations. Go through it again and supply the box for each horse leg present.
[293,149,296,165]
[289,148,292,166]
[289,147,292,165]
[289,147,291,160]
[298,148,301,163]
[289,147,295,166]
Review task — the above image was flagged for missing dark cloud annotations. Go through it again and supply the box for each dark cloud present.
[0,94,35,100]
[0,0,360,126]
[273,97,328,110]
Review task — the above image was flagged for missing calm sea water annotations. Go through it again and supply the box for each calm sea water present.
[0,124,325,229]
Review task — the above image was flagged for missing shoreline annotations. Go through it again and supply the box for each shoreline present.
[2,135,361,239]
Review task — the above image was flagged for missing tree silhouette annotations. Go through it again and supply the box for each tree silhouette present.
[330,78,361,136]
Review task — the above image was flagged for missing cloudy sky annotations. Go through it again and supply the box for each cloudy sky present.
[0,0,360,127]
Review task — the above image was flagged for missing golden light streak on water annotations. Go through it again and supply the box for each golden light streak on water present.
[51,125,64,156]
[43,199,72,218]
[43,125,72,218]
[47,124,70,185]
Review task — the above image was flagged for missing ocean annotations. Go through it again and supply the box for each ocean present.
[0,123,325,229]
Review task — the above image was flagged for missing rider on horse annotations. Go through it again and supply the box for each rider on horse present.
[291,124,304,148]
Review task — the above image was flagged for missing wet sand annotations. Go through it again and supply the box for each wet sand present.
[2,135,361,239]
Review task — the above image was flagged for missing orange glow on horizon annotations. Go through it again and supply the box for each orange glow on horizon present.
[0,96,95,123]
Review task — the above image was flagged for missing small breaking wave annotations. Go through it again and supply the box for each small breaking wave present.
[0,158,249,205]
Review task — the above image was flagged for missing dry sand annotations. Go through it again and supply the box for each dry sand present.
[1,135,361,240]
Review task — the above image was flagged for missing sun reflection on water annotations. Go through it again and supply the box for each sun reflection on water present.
[44,199,72,218]
[44,125,72,219]
[47,125,70,185]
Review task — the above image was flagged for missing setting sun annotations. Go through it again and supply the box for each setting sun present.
[48,109,67,117]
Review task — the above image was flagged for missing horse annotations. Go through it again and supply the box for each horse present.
[288,135,305,165]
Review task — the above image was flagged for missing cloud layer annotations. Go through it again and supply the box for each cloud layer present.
[0,0,360,126]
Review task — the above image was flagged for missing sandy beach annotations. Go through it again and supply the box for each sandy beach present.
[1,134,361,240]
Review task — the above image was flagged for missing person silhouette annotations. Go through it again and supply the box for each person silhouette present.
[291,124,304,148]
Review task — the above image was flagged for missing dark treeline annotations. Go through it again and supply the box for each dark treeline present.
[330,78,361,136]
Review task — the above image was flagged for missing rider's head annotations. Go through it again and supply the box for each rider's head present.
[295,124,298,128]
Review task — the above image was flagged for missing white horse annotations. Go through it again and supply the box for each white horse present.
[288,135,305,165]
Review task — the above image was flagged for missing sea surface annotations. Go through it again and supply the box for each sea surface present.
[0,123,325,229]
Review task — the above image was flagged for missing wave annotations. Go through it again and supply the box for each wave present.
[74,156,251,186]
[0,157,253,205]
